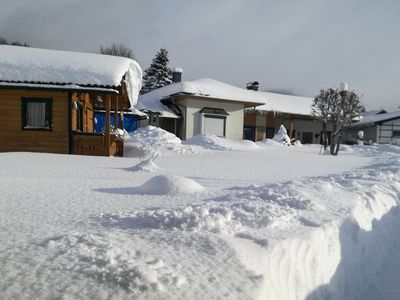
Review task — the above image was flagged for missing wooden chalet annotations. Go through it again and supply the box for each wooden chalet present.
[0,45,142,156]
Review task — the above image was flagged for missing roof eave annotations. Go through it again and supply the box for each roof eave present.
[0,81,119,94]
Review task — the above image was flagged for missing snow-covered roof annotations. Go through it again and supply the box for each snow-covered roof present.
[138,78,314,117]
[0,45,142,107]
[361,109,387,118]
[255,92,314,116]
[138,78,266,114]
[136,94,179,118]
[349,111,400,128]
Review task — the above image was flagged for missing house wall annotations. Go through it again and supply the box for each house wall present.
[378,118,400,144]
[344,118,400,145]
[344,125,378,144]
[180,98,244,140]
[71,92,94,133]
[244,110,327,144]
[0,88,69,154]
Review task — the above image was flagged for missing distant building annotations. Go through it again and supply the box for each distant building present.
[244,92,328,144]
[344,111,400,145]
[137,76,333,144]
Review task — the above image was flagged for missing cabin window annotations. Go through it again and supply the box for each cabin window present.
[21,98,53,130]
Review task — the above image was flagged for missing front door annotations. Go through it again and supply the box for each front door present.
[301,132,314,144]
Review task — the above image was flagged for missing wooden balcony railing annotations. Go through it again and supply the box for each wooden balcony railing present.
[72,132,123,156]
[72,132,105,156]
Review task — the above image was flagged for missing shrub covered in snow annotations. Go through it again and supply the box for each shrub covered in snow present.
[272,125,291,145]
[124,126,181,158]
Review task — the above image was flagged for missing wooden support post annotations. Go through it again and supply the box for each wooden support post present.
[289,119,294,139]
[114,96,119,129]
[120,110,124,131]
[105,95,111,156]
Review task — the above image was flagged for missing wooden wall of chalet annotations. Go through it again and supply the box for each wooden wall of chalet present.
[0,89,69,154]
[71,92,94,133]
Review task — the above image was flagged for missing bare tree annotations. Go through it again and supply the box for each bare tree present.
[312,87,362,155]
[331,89,363,155]
[0,36,7,45]
[99,43,135,59]
[312,88,336,150]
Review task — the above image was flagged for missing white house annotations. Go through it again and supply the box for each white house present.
[137,78,265,140]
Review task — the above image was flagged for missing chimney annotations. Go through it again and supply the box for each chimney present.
[246,81,259,91]
[172,67,183,83]
[340,82,349,91]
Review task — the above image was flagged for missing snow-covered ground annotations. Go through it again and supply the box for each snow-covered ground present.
[0,128,399,300]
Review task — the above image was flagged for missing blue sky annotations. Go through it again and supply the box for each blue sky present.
[1,0,399,110]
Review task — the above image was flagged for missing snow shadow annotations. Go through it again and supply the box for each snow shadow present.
[306,205,400,300]
[95,186,143,195]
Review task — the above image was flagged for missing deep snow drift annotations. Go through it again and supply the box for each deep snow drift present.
[0,133,399,300]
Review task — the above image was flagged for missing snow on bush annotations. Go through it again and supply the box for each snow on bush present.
[124,126,197,157]
[272,125,291,145]
[129,159,160,172]
[184,134,259,151]
[130,126,181,146]
[136,175,205,195]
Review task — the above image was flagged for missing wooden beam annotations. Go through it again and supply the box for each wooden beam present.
[120,110,124,131]
[114,96,119,129]
[289,119,294,139]
[105,95,111,156]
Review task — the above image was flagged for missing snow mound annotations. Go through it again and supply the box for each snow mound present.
[100,181,318,236]
[124,126,198,156]
[137,175,205,195]
[257,138,285,146]
[293,140,302,146]
[272,125,291,145]
[340,144,357,152]
[39,232,185,294]
[130,126,181,146]
[184,134,260,151]
[101,206,236,234]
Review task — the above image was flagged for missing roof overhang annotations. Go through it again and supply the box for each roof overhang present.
[0,81,119,94]
[172,93,265,108]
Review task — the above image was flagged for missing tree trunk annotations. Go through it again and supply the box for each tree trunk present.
[330,124,337,155]
[322,122,328,150]
[334,128,343,156]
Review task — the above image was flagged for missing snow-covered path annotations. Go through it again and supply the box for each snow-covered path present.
[0,139,399,299]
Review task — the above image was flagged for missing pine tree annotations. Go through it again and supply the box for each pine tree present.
[140,48,172,94]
